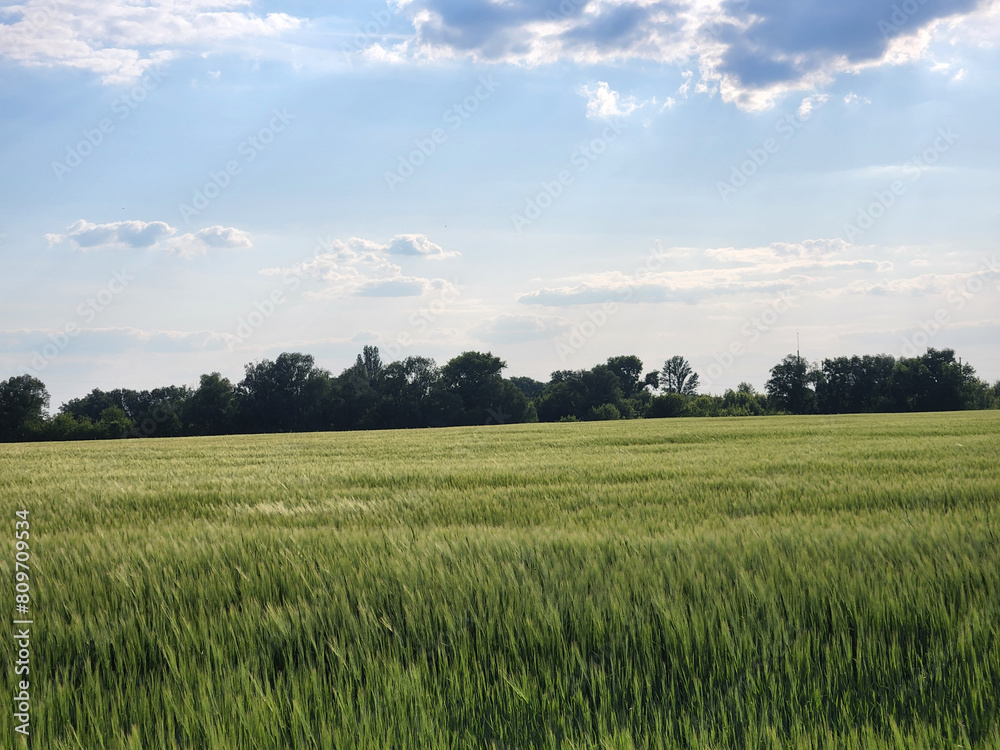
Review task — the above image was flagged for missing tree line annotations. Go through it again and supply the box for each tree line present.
[0,346,996,442]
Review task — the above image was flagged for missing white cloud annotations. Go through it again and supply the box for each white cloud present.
[518,239,899,306]
[168,226,253,258]
[385,233,459,259]
[262,234,458,299]
[46,219,251,257]
[374,0,993,111]
[0,0,302,84]
[798,93,830,119]
[579,81,646,120]
[45,219,174,249]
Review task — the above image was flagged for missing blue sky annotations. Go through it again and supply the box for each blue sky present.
[1,0,998,408]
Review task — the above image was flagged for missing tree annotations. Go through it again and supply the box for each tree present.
[184,373,237,435]
[509,376,545,400]
[355,345,384,387]
[535,380,582,423]
[536,366,625,422]
[647,393,688,418]
[378,356,443,428]
[440,351,508,425]
[606,355,644,398]
[890,348,971,412]
[0,375,49,441]
[490,380,534,425]
[721,387,766,416]
[97,406,133,439]
[766,354,819,414]
[586,403,621,421]
[61,388,123,423]
[660,356,700,395]
[127,386,190,438]
[40,412,98,441]
[239,352,332,432]
[816,354,896,414]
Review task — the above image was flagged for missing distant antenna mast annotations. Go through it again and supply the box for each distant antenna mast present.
[797,332,801,365]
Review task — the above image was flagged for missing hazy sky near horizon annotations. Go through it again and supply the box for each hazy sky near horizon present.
[1,0,998,408]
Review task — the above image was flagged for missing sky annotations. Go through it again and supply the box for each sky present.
[1,0,998,409]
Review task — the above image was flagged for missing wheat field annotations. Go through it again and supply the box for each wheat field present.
[1,412,998,748]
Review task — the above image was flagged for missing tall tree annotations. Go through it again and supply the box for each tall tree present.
[239,352,332,432]
[440,351,508,425]
[606,355,644,398]
[890,348,971,412]
[355,345,384,387]
[0,375,49,441]
[378,356,442,428]
[184,373,237,435]
[660,356,700,395]
[817,354,897,413]
[766,354,819,414]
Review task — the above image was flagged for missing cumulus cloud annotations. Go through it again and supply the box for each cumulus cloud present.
[169,226,253,258]
[797,93,829,119]
[518,239,900,306]
[45,219,174,249]
[262,234,458,299]
[385,233,460,259]
[378,0,989,110]
[7,0,986,104]
[46,220,251,257]
[0,0,302,84]
[579,81,645,119]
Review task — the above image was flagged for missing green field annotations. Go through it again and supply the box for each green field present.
[2,412,999,748]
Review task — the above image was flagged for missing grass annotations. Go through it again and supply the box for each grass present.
[1,411,998,748]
